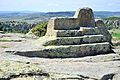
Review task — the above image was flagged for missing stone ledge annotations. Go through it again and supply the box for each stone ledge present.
[13,42,112,58]
[47,27,107,37]
[44,35,107,45]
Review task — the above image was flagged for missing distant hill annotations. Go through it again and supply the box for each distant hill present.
[0,11,120,24]
[94,11,120,18]
[46,11,120,18]
[0,11,120,34]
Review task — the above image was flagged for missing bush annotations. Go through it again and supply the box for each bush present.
[31,22,48,37]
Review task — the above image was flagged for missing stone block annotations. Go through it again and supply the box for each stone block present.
[56,30,83,37]
[74,7,95,27]
[49,17,80,30]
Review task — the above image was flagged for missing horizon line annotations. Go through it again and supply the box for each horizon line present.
[0,10,120,13]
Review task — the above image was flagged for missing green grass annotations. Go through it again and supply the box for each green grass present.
[112,33,120,39]
[109,29,120,40]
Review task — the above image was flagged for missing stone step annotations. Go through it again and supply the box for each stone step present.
[13,42,112,58]
[54,27,99,37]
[54,30,83,37]
[47,17,80,30]
[44,35,107,46]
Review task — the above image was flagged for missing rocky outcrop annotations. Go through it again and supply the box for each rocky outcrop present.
[0,60,49,80]
[0,53,120,80]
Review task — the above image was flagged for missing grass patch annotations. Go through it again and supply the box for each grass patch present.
[0,46,9,48]
[0,39,21,42]
[109,29,120,40]
[0,39,13,42]
[112,33,120,39]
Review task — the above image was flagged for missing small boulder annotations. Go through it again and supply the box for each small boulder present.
[95,19,105,27]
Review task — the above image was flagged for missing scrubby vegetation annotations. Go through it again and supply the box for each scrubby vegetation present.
[0,21,34,33]
[104,17,120,30]
[103,17,120,41]
[0,20,48,36]
[30,22,48,37]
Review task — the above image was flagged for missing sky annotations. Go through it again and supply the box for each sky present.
[0,0,120,12]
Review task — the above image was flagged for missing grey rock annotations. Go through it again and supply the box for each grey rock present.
[95,19,112,43]
[0,53,120,80]
[0,60,49,80]
[95,19,105,27]
[74,7,95,27]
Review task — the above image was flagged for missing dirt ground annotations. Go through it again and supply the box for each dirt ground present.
[0,33,37,54]
[0,33,120,79]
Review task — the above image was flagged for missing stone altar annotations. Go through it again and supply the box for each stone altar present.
[5,7,113,58]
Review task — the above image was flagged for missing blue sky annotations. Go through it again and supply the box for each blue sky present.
[0,0,120,12]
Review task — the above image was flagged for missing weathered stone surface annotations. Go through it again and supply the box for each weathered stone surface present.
[97,27,112,43]
[10,42,112,58]
[53,17,79,30]
[44,35,107,45]
[0,50,120,80]
[80,27,103,35]
[55,30,83,37]
[46,26,111,38]
[95,19,105,27]
[95,19,112,43]
[46,7,96,36]
[45,17,79,36]
[74,7,95,27]
[0,60,48,80]
[113,73,120,80]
